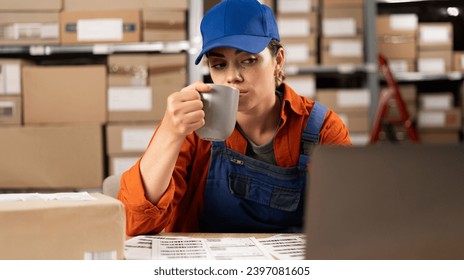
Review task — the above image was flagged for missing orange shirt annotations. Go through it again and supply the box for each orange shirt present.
[118,84,351,235]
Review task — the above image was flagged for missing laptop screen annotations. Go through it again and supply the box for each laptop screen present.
[304,144,464,260]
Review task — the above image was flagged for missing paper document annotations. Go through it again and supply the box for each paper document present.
[257,234,306,260]
[125,234,305,260]
[0,192,95,202]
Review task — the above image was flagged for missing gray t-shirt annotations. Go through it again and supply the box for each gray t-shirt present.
[236,90,283,165]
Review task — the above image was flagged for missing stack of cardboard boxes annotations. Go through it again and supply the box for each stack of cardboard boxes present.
[320,0,364,65]
[0,1,61,46]
[276,0,318,99]
[377,14,418,73]
[0,0,189,191]
[316,0,371,145]
[376,12,464,143]
[106,53,187,176]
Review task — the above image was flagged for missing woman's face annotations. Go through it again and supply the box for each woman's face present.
[207,46,282,113]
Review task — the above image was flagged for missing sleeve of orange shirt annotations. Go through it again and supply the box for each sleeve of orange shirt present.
[320,109,352,145]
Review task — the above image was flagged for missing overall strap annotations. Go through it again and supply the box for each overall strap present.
[211,141,226,148]
[298,102,328,168]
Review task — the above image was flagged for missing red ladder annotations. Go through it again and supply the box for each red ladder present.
[370,54,420,143]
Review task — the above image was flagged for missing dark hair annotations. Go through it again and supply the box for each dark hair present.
[267,39,286,87]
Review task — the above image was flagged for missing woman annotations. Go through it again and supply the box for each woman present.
[118,0,351,235]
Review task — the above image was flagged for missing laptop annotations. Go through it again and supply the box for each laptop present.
[304,144,464,260]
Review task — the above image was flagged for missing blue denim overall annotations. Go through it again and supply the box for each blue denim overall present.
[200,102,328,232]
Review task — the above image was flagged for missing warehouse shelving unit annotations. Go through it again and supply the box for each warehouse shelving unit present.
[0,0,203,84]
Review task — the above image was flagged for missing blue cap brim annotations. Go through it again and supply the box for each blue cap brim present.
[194,35,273,65]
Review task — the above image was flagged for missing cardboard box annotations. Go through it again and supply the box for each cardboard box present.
[60,10,141,45]
[419,92,454,110]
[142,0,188,10]
[108,53,187,122]
[0,124,104,189]
[278,13,318,37]
[322,7,364,37]
[377,35,416,60]
[106,122,157,155]
[22,65,107,124]
[321,37,364,65]
[281,36,317,67]
[142,9,186,42]
[387,58,416,73]
[277,0,319,13]
[64,0,142,10]
[0,95,21,125]
[285,74,316,99]
[384,103,417,122]
[109,153,141,176]
[417,108,461,131]
[453,51,464,72]
[323,0,364,8]
[0,192,125,260]
[376,14,418,36]
[396,84,417,103]
[337,112,370,133]
[0,12,60,45]
[418,23,453,51]
[0,0,62,11]
[0,59,30,95]
[349,132,370,146]
[417,50,452,73]
[108,54,149,87]
[316,88,371,114]
[149,55,187,121]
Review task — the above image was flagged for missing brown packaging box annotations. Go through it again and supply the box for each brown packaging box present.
[142,9,186,42]
[418,23,453,51]
[0,124,104,189]
[337,112,370,133]
[453,51,464,72]
[378,36,416,60]
[0,0,62,11]
[321,36,364,65]
[285,74,316,99]
[277,0,318,13]
[417,50,453,73]
[0,95,21,125]
[419,92,454,110]
[281,36,318,67]
[0,193,125,260]
[142,0,188,9]
[323,0,364,8]
[0,12,60,45]
[107,53,187,122]
[277,13,319,37]
[376,14,418,36]
[322,7,364,37]
[22,65,107,124]
[106,122,158,155]
[0,59,32,95]
[109,153,141,176]
[108,54,149,87]
[417,108,462,131]
[64,0,142,11]
[65,0,188,11]
[60,10,141,44]
[387,58,416,73]
[316,88,371,114]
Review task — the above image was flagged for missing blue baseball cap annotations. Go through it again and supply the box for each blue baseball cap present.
[195,0,280,65]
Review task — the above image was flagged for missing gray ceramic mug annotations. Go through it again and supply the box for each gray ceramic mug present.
[195,84,239,141]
